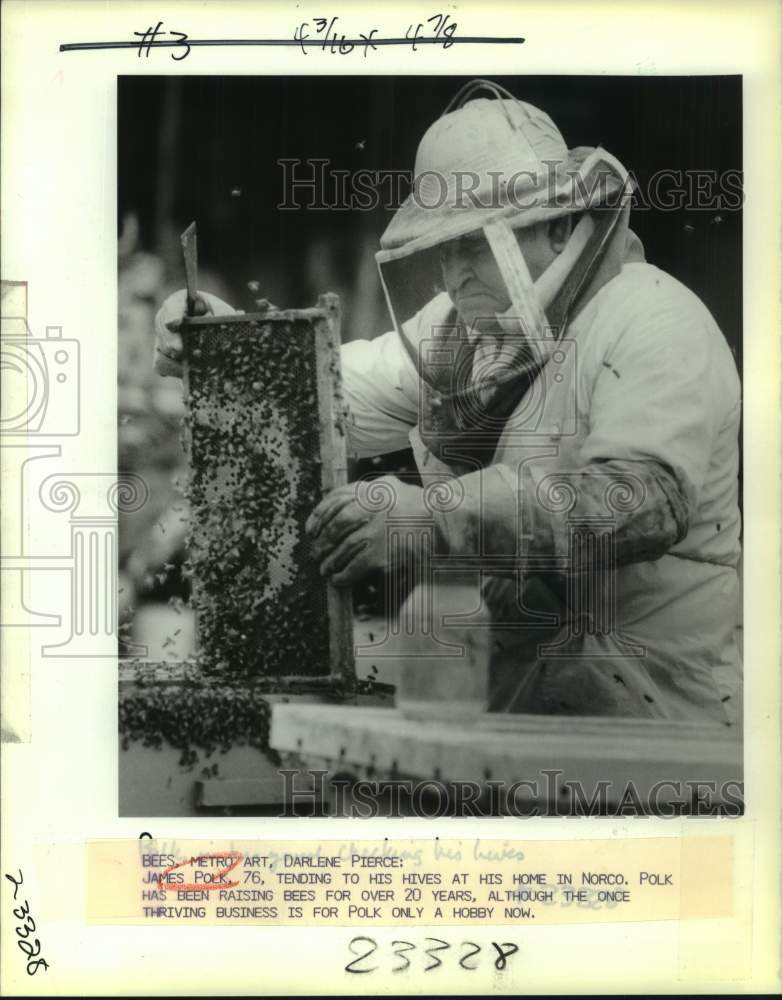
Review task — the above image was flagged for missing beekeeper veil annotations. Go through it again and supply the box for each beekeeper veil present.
[375,80,636,469]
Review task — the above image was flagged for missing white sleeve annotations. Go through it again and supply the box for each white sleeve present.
[340,329,421,458]
[579,283,734,511]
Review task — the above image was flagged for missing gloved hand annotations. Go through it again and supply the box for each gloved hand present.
[153,289,237,377]
[305,476,430,587]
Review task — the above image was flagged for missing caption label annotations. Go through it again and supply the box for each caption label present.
[86,836,732,926]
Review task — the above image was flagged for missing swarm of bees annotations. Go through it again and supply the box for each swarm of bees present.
[183,315,333,681]
[119,312,352,772]
[119,665,279,770]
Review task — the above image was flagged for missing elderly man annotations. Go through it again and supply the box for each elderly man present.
[155,80,741,724]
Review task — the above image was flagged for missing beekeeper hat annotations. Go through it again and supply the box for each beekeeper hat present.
[380,80,631,256]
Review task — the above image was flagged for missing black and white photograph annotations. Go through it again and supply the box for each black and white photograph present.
[117,73,744,818]
[3,1,781,995]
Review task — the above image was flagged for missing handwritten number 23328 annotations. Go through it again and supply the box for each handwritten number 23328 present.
[4,870,50,976]
[346,936,518,974]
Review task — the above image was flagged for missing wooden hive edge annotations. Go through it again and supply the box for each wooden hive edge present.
[180,308,330,327]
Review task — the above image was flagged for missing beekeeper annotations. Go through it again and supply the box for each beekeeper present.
[155,80,741,723]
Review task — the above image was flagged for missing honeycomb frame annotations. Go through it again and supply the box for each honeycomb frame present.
[180,299,354,691]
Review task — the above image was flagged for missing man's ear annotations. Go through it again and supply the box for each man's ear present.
[548,215,572,253]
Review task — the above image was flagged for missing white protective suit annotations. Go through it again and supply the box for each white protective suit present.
[340,259,742,724]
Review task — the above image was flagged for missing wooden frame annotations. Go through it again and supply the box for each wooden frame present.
[269,702,742,812]
[179,300,355,691]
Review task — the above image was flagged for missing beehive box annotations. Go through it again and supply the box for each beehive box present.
[180,299,354,688]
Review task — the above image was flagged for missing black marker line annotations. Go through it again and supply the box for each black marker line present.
[59,36,525,53]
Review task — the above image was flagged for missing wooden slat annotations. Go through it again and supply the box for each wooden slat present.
[483,218,550,341]
[195,777,290,808]
[269,703,741,804]
[314,295,355,690]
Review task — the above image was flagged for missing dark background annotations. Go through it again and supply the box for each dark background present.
[118,74,742,363]
[117,75,742,652]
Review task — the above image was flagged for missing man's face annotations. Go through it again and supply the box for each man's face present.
[439,223,560,329]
